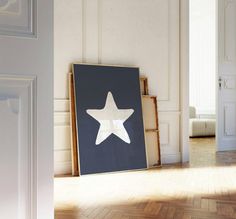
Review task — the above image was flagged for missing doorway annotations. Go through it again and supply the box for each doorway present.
[189,0,217,167]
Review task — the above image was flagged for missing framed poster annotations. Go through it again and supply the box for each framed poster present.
[73,64,147,175]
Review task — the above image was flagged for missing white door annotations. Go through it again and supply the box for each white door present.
[218,0,236,151]
[0,0,53,219]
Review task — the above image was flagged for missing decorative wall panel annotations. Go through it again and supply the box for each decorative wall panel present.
[54,110,72,175]
[159,123,169,145]
[93,0,180,111]
[159,112,180,163]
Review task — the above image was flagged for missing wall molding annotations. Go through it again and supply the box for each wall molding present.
[54,98,69,112]
[159,123,170,145]
[159,0,170,102]
[54,98,71,175]
[101,0,178,110]
[158,0,179,109]
[54,112,70,126]
[161,153,181,164]
[159,112,180,160]
[82,0,86,62]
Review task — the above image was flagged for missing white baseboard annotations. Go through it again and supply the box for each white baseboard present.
[218,145,236,152]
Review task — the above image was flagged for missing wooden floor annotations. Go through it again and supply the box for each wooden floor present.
[189,137,216,167]
[55,138,236,219]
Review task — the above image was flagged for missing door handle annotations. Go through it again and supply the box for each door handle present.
[219,77,222,90]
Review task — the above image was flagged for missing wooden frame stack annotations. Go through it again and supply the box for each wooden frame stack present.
[69,73,161,176]
[69,73,80,176]
[140,77,161,167]
[140,76,149,95]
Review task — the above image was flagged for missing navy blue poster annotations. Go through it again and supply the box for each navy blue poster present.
[73,64,147,175]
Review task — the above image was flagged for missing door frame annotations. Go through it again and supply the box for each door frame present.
[180,0,190,163]
[180,0,219,163]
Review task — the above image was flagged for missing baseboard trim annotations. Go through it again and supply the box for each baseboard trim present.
[217,145,236,152]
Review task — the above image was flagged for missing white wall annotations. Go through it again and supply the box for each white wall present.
[54,0,181,175]
[189,0,216,115]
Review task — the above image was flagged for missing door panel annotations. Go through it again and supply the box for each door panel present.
[0,0,53,218]
[218,0,236,151]
[0,77,36,219]
[224,103,236,136]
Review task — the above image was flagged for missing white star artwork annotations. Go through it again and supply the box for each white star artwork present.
[86,92,134,145]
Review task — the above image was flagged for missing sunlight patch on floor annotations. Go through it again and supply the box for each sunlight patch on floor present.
[54,166,236,209]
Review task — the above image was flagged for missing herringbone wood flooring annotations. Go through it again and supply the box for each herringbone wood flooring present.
[55,138,236,219]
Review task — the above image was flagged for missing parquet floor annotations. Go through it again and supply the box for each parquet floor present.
[189,137,216,167]
[55,138,236,219]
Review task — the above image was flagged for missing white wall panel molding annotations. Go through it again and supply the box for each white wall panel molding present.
[54,98,71,175]
[54,123,72,175]
[54,98,70,112]
[54,0,83,99]
[160,0,179,111]
[0,0,37,37]
[54,0,83,176]
[0,75,37,219]
[54,112,70,126]
[159,112,180,163]
[54,126,71,150]
[159,123,169,145]
[83,0,180,111]
[82,0,100,63]
[54,113,70,151]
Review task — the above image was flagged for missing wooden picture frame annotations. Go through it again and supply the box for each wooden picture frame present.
[145,130,161,167]
[142,95,161,167]
[140,76,149,95]
[72,64,147,175]
[69,71,161,175]
[69,73,80,176]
